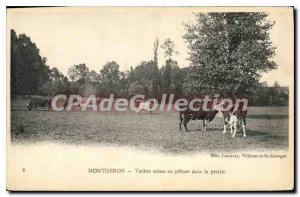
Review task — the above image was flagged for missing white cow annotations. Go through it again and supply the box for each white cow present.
[218,100,247,138]
[222,111,239,137]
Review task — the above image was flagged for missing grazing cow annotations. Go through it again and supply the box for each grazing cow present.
[221,104,247,138]
[27,98,52,111]
[135,99,154,113]
[179,103,219,132]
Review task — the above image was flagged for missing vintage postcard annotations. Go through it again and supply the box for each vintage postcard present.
[6,7,294,191]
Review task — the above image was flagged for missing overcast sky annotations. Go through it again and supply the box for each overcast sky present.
[7,7,293,86]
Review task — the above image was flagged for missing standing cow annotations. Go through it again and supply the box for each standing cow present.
[179,101,219,132]
[221,101,247,138]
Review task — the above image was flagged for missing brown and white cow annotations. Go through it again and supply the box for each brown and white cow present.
[221,100,247,138]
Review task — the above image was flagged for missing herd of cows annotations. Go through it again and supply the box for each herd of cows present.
[26,97,248,138]
[179,104,247,138]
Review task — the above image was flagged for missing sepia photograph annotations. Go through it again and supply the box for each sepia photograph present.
[6,6,294,191]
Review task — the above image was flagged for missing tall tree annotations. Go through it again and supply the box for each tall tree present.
[99,61,121,96]
[10,30,50,96]
[153,38,159,65]
[183,13,277,96]
[160,60,183,95]
[132,61,160,97]
[128,66,135,83]
[68,63,90,84]
[160,38,179,61]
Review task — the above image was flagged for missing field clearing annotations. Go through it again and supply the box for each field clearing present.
[10,99,289,153]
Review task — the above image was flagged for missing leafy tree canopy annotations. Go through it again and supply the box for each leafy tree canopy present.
[11,29,50,96]
[183,12,277,96]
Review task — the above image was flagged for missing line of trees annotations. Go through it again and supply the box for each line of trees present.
[11,30,186,99]
[10,12,289,106]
